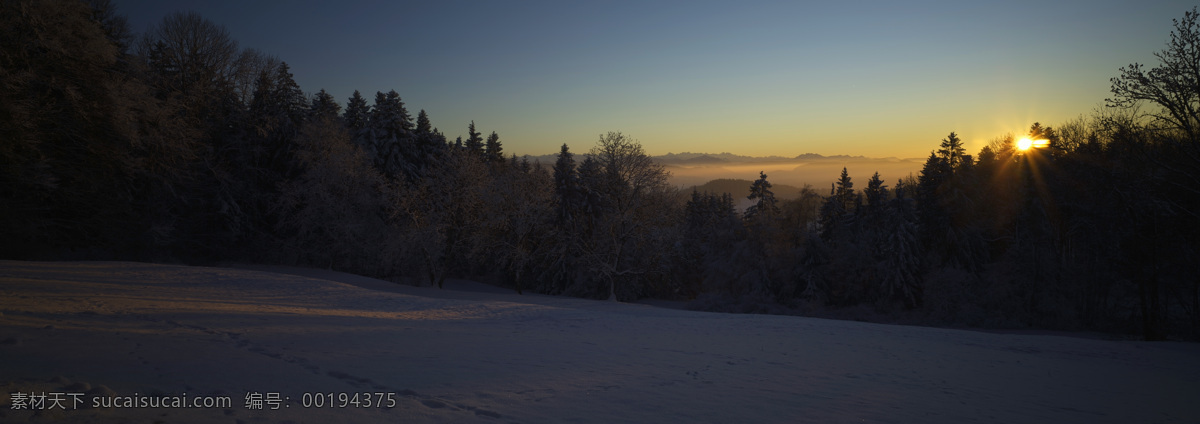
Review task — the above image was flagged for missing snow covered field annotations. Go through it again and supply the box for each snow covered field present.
[1,261,1196,423]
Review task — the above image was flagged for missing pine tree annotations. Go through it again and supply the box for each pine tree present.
[744,171,779,221]
[415,109,432,135]
[343,90,369,133]
[818,183,846,242]
[576,155,606,217]
[937,131,966,171]
[365,90,414,178]
[465,121,484,157]
[485,131,504,164]
[882,180,923,308]
[916,151,949,246]
[310,89,340,121]
[553,143,580,224]
[408,109,445,178]
[835,167,855,212]
[864,172,888,214]
[246,61,306,175]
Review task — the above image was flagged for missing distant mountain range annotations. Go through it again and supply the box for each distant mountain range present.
[654,152,873,163]
[518,151,925,191]
[521,151,919,164]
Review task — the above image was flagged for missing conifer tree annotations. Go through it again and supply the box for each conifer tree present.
[310,89,340,121]
[415,109,432,135]
[553,143,580,224]
[485,131,504,163]
[465,121,484,157]
[937,131,966,171]
[744,171,779,221]
[343,90,369,133]
[246,62,306,176]
[365,90,414,178]
[835,167,855,212]
[818,183,846,242]
[864,172,888,213]
[917,152,948,235]
[882,179,923,308]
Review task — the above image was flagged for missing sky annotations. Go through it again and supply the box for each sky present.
[114,0,1196,158]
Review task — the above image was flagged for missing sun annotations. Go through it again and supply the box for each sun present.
[1016,137,1049,151]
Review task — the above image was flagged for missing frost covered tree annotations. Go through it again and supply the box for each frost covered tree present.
[248,62,307,141]
[681,190,744,297]
[365,90,414,178]
[880,179,923,308]
[553,144,581,225]
[465,121,484,158]
[485,131,504,164]
[0,0,192,255]
[576,132,674,301]
[310,89,341,121]
[276,117,389,272]
[916,151,949,246]
[415,109,432,135]
[136,11,239,113]
[343,90,370,134]
[408,109,447,179]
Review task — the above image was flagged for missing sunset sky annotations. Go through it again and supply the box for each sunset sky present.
[115,0,1194,158]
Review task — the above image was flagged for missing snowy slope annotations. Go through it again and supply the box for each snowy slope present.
[0,261,1196,423]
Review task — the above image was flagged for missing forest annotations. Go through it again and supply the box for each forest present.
[2,0,1198,341]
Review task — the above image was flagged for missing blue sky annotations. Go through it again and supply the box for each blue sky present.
[115,0,1196,157]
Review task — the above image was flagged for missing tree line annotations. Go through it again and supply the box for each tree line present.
[2,1,1197,340]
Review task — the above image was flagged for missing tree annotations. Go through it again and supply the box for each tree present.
[1,0,141,255]
[415,109,433,135]
[916,151,949,245]
[247,62,307,141]
[275,116,388,272]
[834,167,855,212]
[465,121,484,157]
[582,131,673,301]
[881,180,923,308]
[485,131,504,163]
[553,144,580,225]
[310,89,341,121]
[938,132,967,170]
[863,172,888,214]
[744,171,779,221]
[365,90,413,178]
[136,11,239,110]
[1108,7,1200,141]
[343,90,370,133]
[230,48,278,107]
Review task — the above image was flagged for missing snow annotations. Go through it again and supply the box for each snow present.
[1,260,1197,423]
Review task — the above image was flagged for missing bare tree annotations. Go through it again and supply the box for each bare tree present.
[1107,7,1200,141]
[582,132,675,300]
[136,11,239,100]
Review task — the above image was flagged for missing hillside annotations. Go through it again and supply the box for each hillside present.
[1,261,1196,423]
[687,178,809,201]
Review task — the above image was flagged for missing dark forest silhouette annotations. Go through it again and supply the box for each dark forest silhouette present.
[2,1,1198,340]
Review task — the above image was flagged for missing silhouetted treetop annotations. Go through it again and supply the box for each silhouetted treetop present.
[1108,6,1200,141]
